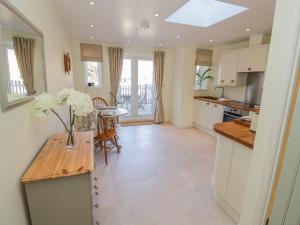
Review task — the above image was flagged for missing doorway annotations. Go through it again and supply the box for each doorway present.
[117,56,155,120]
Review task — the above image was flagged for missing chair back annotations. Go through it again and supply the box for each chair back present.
[92,97,108,108]
[97,115,116,135]
[74,110,98,135]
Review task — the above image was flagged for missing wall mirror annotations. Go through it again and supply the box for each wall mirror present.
[0,0,46,112]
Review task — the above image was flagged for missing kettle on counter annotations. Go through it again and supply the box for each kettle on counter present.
[250,112,259,132]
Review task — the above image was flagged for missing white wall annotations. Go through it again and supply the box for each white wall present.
[240,0,300,224]
[72,40,174,122]
[171,45,197,128]
[0,1,73,225]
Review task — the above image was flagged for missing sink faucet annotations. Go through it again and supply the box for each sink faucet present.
[215,86,225,98]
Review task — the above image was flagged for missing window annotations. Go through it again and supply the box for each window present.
[7,48,21,81]
[4,45,27,95]
[194,65,211,90]
[84,61,102,87]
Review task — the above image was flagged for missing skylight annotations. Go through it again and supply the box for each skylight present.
[165,0,248,27]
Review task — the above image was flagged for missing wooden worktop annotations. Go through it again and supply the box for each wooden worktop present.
[214,121,255,149]
[194,96,259,112]
[22,132,94,183]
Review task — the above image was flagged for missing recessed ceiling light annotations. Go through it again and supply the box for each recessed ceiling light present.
[209,39,213,43]
[176,35,181,39]
[127,40,131,43]
[89,1,95,5]
[166,0,248,27]
[154,13,160,17]
[90,36,94,39]
[90,24,95,28]
[245,28,251,32]
[159,43,162,47]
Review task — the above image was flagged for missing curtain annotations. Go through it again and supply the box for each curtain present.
[195,48,213,66]
[12,37,35,95]
[108,47,124,106]
[153,51,165,124]
[80,43,103,62]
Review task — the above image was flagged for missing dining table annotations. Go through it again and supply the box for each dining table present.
[96,106,128,118]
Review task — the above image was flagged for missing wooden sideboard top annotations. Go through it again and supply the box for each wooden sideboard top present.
[22,132,94,183]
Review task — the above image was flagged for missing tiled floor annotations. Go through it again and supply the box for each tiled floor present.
[94,124,235,225]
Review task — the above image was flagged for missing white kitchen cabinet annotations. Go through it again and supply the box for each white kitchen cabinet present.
[237,45,269,72]
[226,142,252,213]
[218,51,247,86]
[193,100,224,135]
[212,135,253,223]
[213,136,234,199]
[207,103,224,130]
[198,100,210,128]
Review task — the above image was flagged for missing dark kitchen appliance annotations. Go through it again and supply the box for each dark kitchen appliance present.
[223,103,250,122]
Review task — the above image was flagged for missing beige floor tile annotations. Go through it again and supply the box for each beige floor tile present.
[94,124,235,225]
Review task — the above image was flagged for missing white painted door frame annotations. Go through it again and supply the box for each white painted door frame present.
[239,0,300,225]
[269,69,300,224]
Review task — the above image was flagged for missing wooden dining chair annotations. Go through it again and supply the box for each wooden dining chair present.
[95,115,120,165]
[92,97,108,108]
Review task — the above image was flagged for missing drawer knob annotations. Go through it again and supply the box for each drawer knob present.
[248,67,252,71]
[95,192,99,196]
[94,204,99,208]
[206,102,210,105]
[231,80,234,83]
[221,80,224,83]
[94,177,98,181]
[214,105,217,107]
[93,185,98,190]
[96,222,99,225]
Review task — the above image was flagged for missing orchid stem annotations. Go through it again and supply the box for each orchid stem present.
[50,109,70,133]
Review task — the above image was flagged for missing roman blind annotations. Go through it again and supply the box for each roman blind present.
[80,43,103,62]
[195,48,213,66]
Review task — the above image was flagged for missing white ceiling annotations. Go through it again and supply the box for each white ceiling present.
[52,0,276,47]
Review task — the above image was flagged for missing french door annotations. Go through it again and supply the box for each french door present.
[117,56,155,119]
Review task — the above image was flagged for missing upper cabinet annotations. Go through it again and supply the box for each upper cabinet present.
[217,44,269,86]
[217,51,247,86]
[237,45,269,72]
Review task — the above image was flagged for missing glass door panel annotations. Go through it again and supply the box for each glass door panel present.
[137,60,154,116]
[117,59,132,116]
[118,57,154,119]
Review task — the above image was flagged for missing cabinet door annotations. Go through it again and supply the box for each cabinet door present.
[218,53,229,85]
[226,52,239,85]
[207,103,224,130]
[238,46,269,72]
[218,51,239,86]
[213,135,234,199]
[198,100,210,129]
[193,100,200,125]
[226,142,252,214]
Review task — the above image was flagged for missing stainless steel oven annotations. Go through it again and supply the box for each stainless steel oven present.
[223,106,249,122]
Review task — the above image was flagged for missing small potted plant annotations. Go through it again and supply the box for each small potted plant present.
[196,68,213,89]
[33,88,93,148]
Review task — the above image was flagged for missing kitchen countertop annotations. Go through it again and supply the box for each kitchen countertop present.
[213,121,255,149]
[194,96,259,112]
